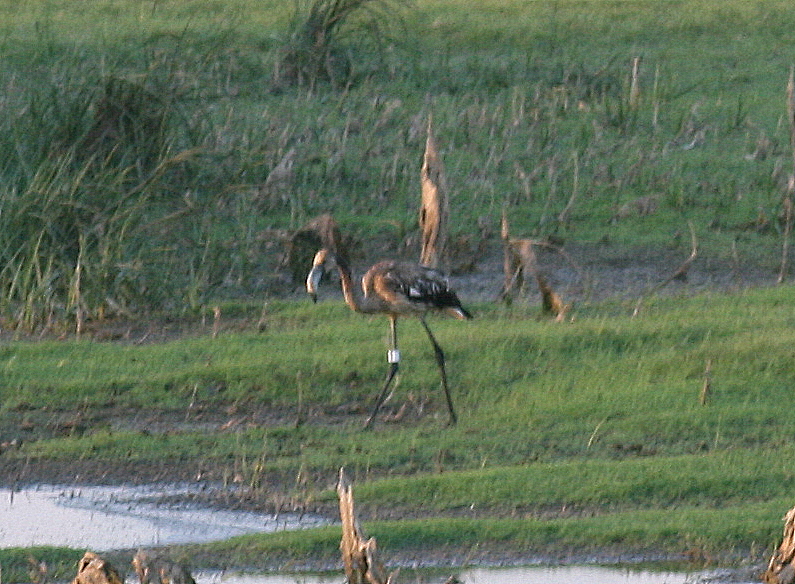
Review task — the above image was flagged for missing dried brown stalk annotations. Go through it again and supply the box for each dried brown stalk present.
[498,211,572,320]
[71,553,123,584]
[633,222,698,317]
[419,116,449,269]
[764,505,795,584]
[779,195,793,284]
[556,151,579,225]
[212,305,221,338]
[501,210,517,295]
[133,550,196,584]
[629,56,642,110]
[536,272,570,322]
[338,468,397,584]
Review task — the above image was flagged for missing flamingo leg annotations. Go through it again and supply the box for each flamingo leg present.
[419,316,457,426]
[364,315,400,430]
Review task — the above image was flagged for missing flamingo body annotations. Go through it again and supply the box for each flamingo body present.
[362,260,471,320]
[306,249,470,428]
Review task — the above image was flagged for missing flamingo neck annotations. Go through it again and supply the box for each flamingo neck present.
[334,258,380,314]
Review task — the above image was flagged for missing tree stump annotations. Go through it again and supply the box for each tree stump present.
[132,550,196,584]
[337,468,397,584]
[764,506,795,584]
[71,553,124,584]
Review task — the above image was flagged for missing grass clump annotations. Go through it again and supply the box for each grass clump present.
[0,68,207,330]
[274,0,411,88]
[0,547,81,583]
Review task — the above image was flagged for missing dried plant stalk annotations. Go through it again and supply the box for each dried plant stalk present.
[535,271,570,322]
[133,550,196,584]
[498,212,570,320]
[212,305,221,338]
[779,195,793,284]
[633,222,698,317]
[71,553,124,584]
[629,56,642,110]
[338,468,397,584]
[419,117,449,269]
[500,210,521,296]
[764,505,795,584]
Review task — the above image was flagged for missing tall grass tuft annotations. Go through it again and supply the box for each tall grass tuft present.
[273,0,411,88]
[0,68,211,331]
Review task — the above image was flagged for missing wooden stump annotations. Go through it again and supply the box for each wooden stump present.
[71,553,124,584]
[765,506,795,584]
[337,468,396,584]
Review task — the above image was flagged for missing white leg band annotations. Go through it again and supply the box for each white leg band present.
[388,349,401,364]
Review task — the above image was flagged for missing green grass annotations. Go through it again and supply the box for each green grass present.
[3,286,795,572]
[1,0,795,327]
[184,501,783,567]
[0,547,81,583]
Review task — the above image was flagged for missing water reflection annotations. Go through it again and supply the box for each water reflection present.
[0,485,326,550]
[198,565,729,584]
[0,485,751,584]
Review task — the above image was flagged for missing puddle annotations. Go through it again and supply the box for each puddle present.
[198,565,745,584]
[0,485,327,550]
[0,485,752,584]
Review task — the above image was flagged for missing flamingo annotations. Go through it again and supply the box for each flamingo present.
[306,248,471,429]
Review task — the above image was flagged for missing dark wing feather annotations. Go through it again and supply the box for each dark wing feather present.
[381,263,471,317]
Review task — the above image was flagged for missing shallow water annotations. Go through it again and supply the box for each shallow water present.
[0,484,326,550]
[0,485,752,584]
[199,565,741,584]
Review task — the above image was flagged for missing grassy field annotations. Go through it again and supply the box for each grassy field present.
[2,287,795,577]
[1,0,795,322]
[3,0,795,580]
